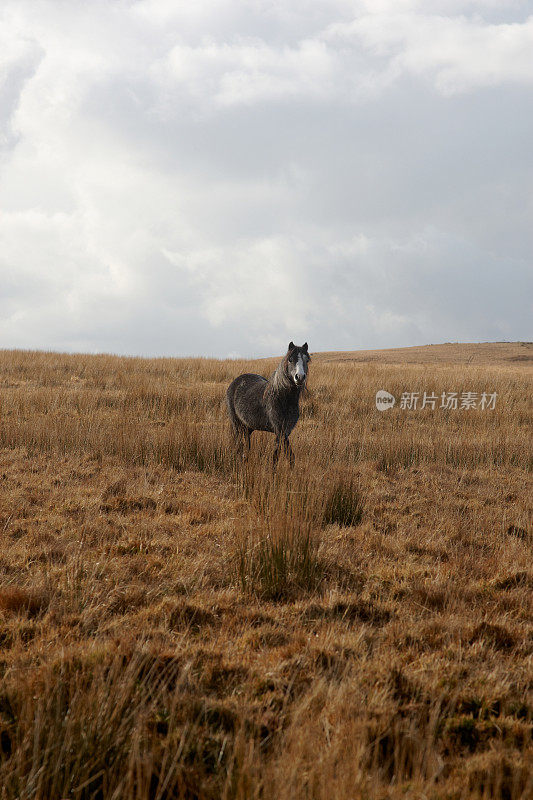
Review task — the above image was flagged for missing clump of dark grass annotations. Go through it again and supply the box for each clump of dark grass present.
[0,588,50,618]
[322,476,364,528]
[233,458,327,600]
[237,515,323,602]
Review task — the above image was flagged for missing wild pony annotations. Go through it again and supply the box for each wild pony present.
[226,342,310,465]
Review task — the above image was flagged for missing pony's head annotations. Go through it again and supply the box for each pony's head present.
[286,341,310,388]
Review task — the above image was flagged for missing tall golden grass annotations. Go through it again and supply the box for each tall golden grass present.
[0,346,531,799]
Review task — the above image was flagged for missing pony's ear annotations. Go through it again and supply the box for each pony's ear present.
[302,342,308,352]
[288,341,295,351]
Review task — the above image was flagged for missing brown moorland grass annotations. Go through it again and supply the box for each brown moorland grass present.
[0,343,531,799]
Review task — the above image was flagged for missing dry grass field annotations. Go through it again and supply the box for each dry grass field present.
[0,342,531,800]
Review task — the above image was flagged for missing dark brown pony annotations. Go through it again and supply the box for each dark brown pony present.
[225,342,310,465]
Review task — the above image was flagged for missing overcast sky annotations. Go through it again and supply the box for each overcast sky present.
[1,0,532,358]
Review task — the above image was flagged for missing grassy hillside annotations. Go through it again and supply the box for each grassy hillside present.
[0,345,531,799]
[316,341,533,366]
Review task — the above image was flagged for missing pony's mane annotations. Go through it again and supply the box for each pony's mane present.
[270,354,293,392]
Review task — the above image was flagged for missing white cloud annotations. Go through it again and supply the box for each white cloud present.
[327,12,533,95]
[165,236,311,335]
[0,0,531,357]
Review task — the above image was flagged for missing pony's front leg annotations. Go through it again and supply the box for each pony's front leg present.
[272,435,281,467]
[282,435,295,467]
[273,434,294,467]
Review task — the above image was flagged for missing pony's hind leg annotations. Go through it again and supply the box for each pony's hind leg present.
[227,394,250,461]
[241,427,252,461]
[231,422,251,462]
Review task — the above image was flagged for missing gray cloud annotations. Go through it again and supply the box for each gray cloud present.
[0,0,531,357]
